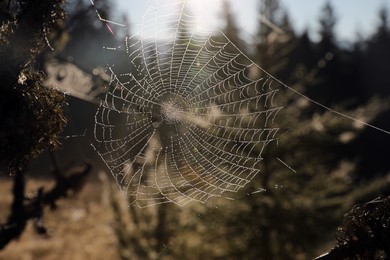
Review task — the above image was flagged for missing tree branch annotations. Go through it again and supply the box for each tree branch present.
[315,196,390,259]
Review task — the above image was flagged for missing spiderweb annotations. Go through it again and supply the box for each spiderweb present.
[92,1,284,207]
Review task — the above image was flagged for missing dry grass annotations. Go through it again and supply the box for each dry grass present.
[0,175,119,260]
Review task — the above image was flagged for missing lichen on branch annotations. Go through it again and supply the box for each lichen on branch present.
[0,0,67,171]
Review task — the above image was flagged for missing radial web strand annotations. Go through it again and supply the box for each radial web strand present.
[92,1,284,207]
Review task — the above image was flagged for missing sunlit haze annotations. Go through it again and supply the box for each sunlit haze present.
[116,0,390,43]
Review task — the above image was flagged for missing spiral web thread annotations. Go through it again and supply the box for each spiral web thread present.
[92,1,284,207]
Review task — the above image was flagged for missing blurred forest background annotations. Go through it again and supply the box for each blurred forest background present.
[1,0,390,259]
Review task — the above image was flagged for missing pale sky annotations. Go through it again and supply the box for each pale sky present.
[114,0,389,43]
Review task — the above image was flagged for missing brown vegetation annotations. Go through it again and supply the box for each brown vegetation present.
[0,176,118,260]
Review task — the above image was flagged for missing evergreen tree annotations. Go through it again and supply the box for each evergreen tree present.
[317,1,337,54]
[220,0,242,49]
[257,0,282,43]
[255,0,286,71]
[345,6,390,179]
[287,30,317,85]
[254,0,298,85]
[362,6,390,97]
[311,0,340,105]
